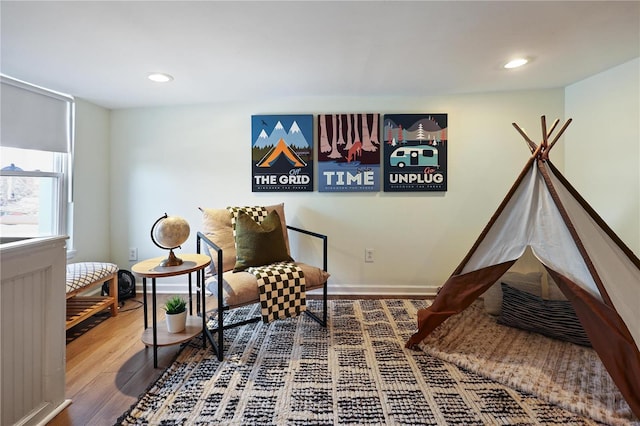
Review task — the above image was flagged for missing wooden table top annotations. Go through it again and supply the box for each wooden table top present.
[131,253,211,278]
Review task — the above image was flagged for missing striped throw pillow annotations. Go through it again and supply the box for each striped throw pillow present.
[497,282,591,347]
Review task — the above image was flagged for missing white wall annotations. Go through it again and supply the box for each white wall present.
[108,90,563,295]
[71,99,111,262]
[565,58,640,255]
[70,60,639,295]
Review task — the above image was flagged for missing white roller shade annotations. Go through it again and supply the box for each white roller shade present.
[1,75,73,153]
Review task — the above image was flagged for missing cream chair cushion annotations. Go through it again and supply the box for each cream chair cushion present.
[208,263,329,307]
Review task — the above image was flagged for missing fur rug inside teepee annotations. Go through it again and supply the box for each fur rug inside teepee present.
[418,300,638,426]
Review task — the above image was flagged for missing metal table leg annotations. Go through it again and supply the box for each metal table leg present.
[152,277,157,368]
[142,277,148,329]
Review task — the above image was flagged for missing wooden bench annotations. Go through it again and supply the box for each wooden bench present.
[66,262,119,330]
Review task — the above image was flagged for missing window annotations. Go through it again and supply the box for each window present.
[0,147,68,238]
[0,75,74,241]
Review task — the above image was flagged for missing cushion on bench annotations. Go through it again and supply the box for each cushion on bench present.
[66,262,118,295]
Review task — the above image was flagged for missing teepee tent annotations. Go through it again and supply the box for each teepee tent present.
[406,116,640,417]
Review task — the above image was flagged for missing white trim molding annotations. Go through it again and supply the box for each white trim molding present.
[137,281,439,298]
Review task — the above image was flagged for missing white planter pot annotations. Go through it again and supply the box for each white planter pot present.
[165,310,187,333]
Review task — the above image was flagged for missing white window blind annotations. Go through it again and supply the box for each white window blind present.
[1,75,73,153]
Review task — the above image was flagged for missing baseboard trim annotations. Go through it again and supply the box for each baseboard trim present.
[136,282,439,298]
[36,399,72,426]
[325,283,438,297]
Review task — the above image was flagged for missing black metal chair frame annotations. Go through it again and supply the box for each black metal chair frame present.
[196,226,328,361]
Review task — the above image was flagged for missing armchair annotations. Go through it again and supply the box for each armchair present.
[197,203,329,360]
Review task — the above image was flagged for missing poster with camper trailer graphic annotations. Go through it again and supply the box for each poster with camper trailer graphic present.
[252,115,314,192]
[383,114,448,192]
[317,113,381,192]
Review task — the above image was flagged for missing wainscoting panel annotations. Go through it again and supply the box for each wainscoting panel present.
[1,236,69,426]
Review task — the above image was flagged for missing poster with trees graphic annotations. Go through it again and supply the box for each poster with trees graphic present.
[383,114,448,192]
[317,113,381,192]
[252,115,313,192]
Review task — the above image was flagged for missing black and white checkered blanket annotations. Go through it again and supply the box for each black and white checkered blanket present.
[247,261,306,323]
[227,205,269,236]
[228,206,306,323]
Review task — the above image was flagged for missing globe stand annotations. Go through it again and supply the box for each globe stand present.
[160,249,183,267]
[151,213,191,268]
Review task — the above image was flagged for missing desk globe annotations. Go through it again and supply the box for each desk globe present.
[151,214,190,266]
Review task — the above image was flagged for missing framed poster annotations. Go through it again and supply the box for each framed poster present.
[251,115,313,192]
[317,113,381,192]
[383,114,448,192]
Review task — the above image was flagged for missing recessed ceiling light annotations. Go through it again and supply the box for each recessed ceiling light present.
[504,58,529,69]
[147,73,174,83]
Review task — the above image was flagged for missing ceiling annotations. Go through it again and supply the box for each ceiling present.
[1,1,638,110]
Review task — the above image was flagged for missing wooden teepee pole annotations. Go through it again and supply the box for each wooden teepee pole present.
[540,115,549,150]
[546,118,560,140]
[547,118,573,153]
[512,122,537,153]
[514,116,572,160]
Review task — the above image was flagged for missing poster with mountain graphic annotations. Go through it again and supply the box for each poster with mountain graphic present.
[252,115,313,192]
[317,113,381,192]
[383,114,448,192]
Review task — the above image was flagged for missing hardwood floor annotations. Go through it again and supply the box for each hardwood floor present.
[50,294,187,426]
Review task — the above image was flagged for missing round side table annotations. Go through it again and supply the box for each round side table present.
[132,253,211,368]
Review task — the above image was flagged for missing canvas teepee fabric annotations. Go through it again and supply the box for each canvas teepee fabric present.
[406,117,640,418]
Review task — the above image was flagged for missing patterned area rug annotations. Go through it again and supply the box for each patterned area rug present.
[418,301,639,426]
[117,299,609,425]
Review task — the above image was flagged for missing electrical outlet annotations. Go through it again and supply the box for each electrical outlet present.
[129,247,138,261]
[365,248,374,263]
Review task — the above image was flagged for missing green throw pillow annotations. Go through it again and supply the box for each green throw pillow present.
[233,209,293,272]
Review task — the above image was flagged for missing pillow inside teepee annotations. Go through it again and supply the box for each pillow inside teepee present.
[498,282,591,347]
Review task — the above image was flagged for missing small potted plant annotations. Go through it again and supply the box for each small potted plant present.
[162,295,187,333]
